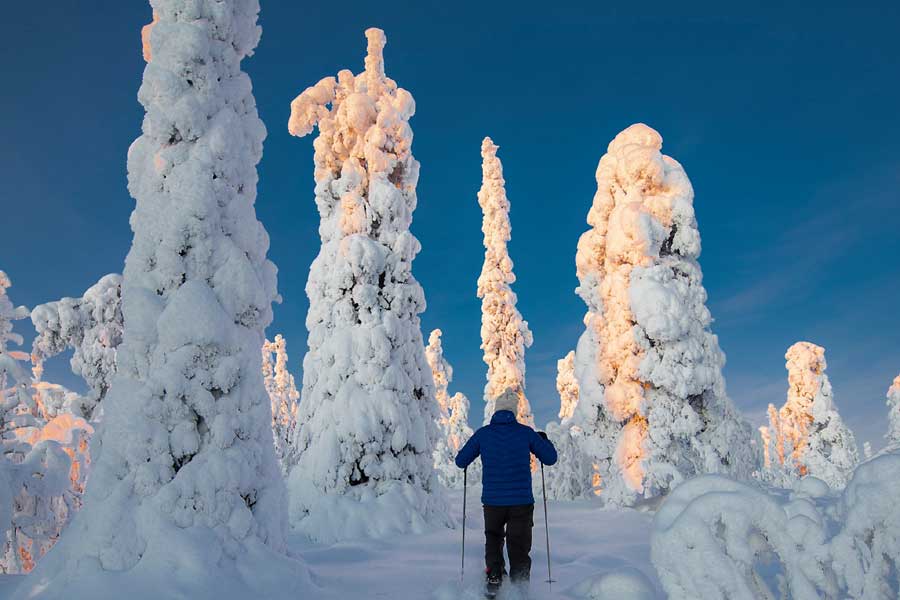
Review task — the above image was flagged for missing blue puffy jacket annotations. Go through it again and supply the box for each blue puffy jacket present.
[455,410,558,506]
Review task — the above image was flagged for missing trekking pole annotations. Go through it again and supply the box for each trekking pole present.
[540,463,555,585]
[461,467,467,582]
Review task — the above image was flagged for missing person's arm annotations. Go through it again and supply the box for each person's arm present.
[530,430,558,466]
[455,431,481,469]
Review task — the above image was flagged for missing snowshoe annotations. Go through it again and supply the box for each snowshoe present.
[485,571,502,599]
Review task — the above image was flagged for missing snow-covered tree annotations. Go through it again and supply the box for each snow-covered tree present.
[570,123,755,506]
[762,342,858,489]
[25,370,92,499]
[426,329,453,477]
[6,380,91,574]
[544,351,592,499]
[542,421,593,500]
[31,274,123,420]
[16,4,309,597]
[756,403,796,487]
[759,425,772,469]
[445,391,478,488]
[425,329,477,488]
[0,272,29,365]
[262,334,299,470]
[1,272,74,574]
[477,137,534,426]
[285,28,447,543]
[426,329,453,433]
[886,374,900,449]
[557,350,579,423]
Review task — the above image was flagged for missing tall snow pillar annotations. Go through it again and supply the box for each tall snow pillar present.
[477,137,534,427]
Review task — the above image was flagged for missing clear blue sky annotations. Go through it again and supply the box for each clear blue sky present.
[2,1,898,449]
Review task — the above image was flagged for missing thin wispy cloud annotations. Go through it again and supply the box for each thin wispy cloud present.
[712,163,899,320]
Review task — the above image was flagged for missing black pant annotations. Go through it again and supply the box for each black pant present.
[483,504,534,582]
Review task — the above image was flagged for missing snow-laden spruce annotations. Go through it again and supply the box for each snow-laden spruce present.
[426,329,453,441]
[445,388,478,486]
[262,334,299,471]
[13,4,314,598]
[557,350,579,422]
[1,272,75,574]
[31,274,123,421]
[652,451,900,600]
[571,124,755,506]
[0,272,30,360]
[425,329,477,488]
[5,377,91,574]
[285,28,448,543]
[477,137,534,425]
[541,421,593,500]
[543,352,593,500]
[759,342,858,490]
[886,374,900,449]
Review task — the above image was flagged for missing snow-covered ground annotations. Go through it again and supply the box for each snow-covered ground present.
[294,488,659,599]
[0,488,659,599]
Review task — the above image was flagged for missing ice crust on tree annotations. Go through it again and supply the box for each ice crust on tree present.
[425,329,477,488]
[759,342,858,490]
[571,123,754,506]
[886,374,900,449]
[285,28,448,543]
[13,3,314,597]
[31,274,124,420]
[477,137,534,426]
[652,450,900,600]
[262,334,299,471]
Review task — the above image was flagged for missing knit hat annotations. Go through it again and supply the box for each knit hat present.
[494,388,519,414]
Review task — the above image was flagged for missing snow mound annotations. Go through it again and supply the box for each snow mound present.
[14,523,318,600]
[831,452,900,598]
[573,567,657,600]
[652,452,900,599]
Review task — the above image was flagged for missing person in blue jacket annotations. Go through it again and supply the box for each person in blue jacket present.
[455,388,558,592]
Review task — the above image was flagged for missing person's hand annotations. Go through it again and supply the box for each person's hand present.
[537,431,548,440]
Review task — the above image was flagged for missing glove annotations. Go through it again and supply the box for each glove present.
[537,431,548,441]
